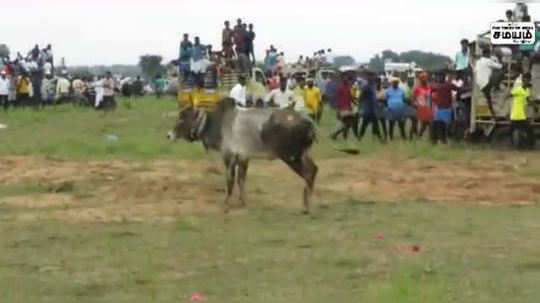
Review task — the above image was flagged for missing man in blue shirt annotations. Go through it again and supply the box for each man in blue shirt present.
[325,73,339,110]
[455,39,469,72]
[384,77,407,140]
[358,71,383,141]
[179,34,193,83]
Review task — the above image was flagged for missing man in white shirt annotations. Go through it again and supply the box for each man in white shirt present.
[475,48,503,118]
[0,71,9,110]
[514,2,528,22]
[23,59,37,74]
[41,74,57,106]
[286,75,296,90]
[94,76,105,108]
[43,62,53,76]
[264,77,295,109]
[230,75,248,108]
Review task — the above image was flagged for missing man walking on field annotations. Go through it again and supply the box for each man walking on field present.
[102,72,116,111]
[304,78,322,122]
[331,75,357,140]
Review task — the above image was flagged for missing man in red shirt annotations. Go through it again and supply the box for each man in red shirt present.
[411,72,433,139]
[331,76,357,140]
[431,72,459,144]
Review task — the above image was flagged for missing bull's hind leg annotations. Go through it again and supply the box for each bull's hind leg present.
[223,153,237,213]
[237,159,249,207]
[283,153,318,214]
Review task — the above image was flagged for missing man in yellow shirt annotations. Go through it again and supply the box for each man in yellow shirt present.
[510,73,535,148]
[304,78,322,122]
[16,73,31,108]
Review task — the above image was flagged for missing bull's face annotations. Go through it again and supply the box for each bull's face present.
[167,107,200,142]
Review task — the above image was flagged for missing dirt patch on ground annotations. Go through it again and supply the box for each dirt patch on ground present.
[1,155,539,223]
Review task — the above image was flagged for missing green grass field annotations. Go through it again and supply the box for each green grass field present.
[1,97,540,302]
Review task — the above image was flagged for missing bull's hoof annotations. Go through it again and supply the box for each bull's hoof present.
[302,209,310,215]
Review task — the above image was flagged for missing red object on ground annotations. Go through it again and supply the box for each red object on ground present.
[412,245,421,253]
[376,233,385,240]
[191,293,203,301]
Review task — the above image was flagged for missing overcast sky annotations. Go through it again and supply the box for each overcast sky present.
[2,0,537,66]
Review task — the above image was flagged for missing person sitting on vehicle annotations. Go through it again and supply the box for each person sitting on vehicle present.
[509,73,535,147]
[475,48,503,119]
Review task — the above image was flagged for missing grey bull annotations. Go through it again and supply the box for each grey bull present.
[168,98,318,214]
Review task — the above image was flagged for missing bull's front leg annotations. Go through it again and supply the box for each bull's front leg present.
[282,153,318,214]
[223,153,237,213]
[301,154,318,214]
[237,159,250,207]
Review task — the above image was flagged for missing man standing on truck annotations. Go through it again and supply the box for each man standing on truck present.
[247,24,256,64]
[475,48,502,119]
[179,34,193,83]
[191,37,207,88]
[455,39,470,73]
[510,73,535,147]
[222,21,234,64]
[234,23,249,73]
